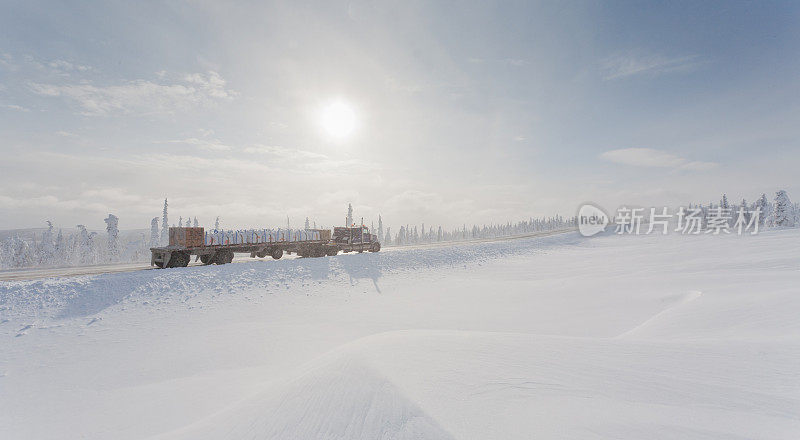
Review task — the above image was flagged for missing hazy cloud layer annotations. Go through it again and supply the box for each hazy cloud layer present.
[0,1,798,230]
[29,71,234,115]
[601,52,704,80]
[600,148,718,171]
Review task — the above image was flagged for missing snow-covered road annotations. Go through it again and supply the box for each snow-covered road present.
[1,229,798,439]
[0,229,572,281]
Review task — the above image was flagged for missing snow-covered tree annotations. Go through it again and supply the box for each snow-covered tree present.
[772,190,793,227]
[5,235,34,268]
[377,215,383,243]
[214,216,220,231]
[384,227,391,245]
[346,203,353,226]
[150,217,160,247]
[719,194,731,226]
[131,232,148,262]
[160,198,169,245]
[55,228,68,263]
[305,217,310,230]
[105,214,120,262]
[39,221,56,266]
[794,202,800,226]
[193,217,199,228]
[178,216,183,227]
[757,193,770,226]
[74,225,98,265]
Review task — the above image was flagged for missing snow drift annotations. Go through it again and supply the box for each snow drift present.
[2,229,799,440]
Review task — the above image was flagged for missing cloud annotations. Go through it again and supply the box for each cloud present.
[0,103,29,112]
[0,193,115,215]
[48,59,91,73]
[600,148,718,171]
[601,52,703,80]
[504,58,528,66]
[466,57,528,66]
[0,52,14,70]
[242,144,374,173]
[163,137,233,151]
[242,144,329,160]
[678,160,719,171]
[29,71,235,115]
[383,190,476,222]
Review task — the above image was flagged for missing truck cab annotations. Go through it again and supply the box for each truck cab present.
[333,226,378,245]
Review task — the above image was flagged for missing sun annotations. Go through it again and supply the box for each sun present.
[320,100,357,139]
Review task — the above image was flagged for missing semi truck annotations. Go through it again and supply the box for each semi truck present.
[150,225,380,269]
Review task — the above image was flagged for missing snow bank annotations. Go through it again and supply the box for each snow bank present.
[2,229,800,440]
[0,231,582,322]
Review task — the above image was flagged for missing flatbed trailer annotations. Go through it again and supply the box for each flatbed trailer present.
[150,226,380,268]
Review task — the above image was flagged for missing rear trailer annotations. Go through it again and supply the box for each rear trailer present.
[150,226,379,269]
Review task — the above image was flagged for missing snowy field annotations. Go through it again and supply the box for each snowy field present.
[1,229,799,439]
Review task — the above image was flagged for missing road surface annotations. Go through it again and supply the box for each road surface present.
[0,228,574,281]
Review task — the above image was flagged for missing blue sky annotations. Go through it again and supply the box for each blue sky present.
[1,1,798,230]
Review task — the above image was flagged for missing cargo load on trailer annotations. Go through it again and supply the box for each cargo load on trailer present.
[150,223,380,269]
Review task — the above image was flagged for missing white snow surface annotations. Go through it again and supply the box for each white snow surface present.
[1,229,799,439]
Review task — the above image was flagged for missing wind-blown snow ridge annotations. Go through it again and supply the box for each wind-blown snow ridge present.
[615,290,703,339]
[0,231,581,322]
[156,328,800,440]
[155,333,458,440]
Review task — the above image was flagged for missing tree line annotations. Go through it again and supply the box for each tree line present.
[1,190,796,269]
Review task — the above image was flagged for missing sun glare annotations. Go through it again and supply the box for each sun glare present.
[320,101,357,139]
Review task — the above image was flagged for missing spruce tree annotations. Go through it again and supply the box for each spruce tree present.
[160,198,169,245]
[346,203,353,226]
[773,190,793,227]
[105,214,120,262]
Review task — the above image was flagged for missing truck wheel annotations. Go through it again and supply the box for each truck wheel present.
[167,251,190,268]
[214,250,234,265]
[370,242,381,252]
[200,254,213,265]
[256,249,268,258]
[271,248,283,260]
